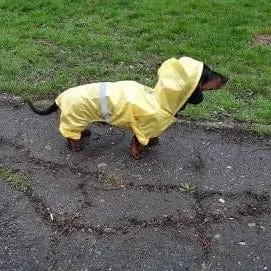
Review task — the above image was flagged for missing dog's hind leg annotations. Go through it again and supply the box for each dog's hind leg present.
[67,138,82,152]
[81,129,92,137]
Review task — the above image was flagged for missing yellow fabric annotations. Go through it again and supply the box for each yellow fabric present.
[154,57,203,115]
[55,57,203,145]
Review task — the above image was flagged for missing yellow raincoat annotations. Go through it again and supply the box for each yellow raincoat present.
[55,57,203,145]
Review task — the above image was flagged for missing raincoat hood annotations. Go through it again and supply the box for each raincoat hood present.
[154,57,203,115]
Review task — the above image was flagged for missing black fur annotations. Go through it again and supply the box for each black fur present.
[27,101,58,115]
[200,64,228,86]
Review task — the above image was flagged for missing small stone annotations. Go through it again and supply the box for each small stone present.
[218,198,225,204]
[98,163,107,168]
[226,166,232,169]
[247,222,256,228]
[201,261,212,270]
[264,267,268,270]
[103,227,112,233]
[214,233,221,239]
[238,241,246,246]
[45,145,52,151]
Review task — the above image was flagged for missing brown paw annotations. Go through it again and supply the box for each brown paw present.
[130,148,142,160]
[67,139,82,152]
[130,136,142,159]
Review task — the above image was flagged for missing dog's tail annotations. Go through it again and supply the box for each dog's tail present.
[27,101,58,115]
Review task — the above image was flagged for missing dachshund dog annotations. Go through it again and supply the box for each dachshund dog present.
[28,57,228,159]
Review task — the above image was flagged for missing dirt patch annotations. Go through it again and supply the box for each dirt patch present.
[0,93,23,108]
[253,34,271,46]
[32,38,57,47]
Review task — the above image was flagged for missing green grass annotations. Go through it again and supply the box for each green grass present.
[0,0,270,125]
[0,164,31,192]
[248,123,271,136]
[179,183,197,195]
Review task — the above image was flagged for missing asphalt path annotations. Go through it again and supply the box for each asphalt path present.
[0,96,270,270]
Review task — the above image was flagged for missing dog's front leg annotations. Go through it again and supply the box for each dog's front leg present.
[130,136,142,159]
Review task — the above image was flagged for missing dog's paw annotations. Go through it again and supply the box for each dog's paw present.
[129,147,142,160]
[130,151,142,160]
[67,139,82,152]
[130,136,143,159]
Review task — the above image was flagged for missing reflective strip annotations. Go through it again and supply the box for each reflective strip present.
[99,83,110,123]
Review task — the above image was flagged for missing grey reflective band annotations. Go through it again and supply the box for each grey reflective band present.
[99,83,110,123]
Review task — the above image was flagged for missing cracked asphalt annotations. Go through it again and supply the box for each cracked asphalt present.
[0,96,270,271]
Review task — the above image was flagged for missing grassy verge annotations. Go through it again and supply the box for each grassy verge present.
[0,0,270,126]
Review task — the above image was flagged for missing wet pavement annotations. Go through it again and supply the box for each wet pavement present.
[0,97,270,270]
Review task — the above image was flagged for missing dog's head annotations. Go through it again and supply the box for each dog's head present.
[155,57,228,115]
[182,64,228,109]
